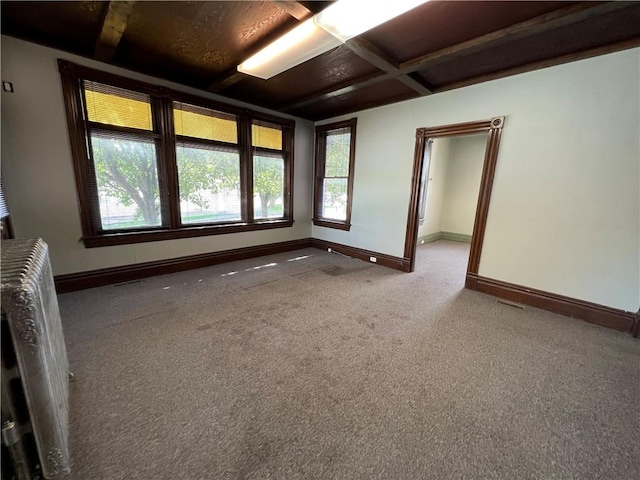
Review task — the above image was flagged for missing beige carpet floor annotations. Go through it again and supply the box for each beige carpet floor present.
[58,240,640,479]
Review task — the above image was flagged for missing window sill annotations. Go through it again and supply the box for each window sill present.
[312,218,351,231]
[83,219,294,248]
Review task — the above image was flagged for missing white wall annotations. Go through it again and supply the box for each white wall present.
[441,134,486,235]
[417,134,485,238]
[418,138,450,237]
[1,36,314,276]
[313,48,640,312]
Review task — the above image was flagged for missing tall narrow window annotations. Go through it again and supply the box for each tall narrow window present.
[252,121,286,220]
[418,139,434,225]
[174,102,241,225]
[313,118,357,230]
[83,81,162,231]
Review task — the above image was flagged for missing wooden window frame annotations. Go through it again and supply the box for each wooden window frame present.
[313,118,357,231]
[58,60,295,248]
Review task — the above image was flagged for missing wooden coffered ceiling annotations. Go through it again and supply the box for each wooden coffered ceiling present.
[2,1,639,121]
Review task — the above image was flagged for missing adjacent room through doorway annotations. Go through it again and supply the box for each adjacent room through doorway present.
[414,133,489,280]
[404,117,504,281]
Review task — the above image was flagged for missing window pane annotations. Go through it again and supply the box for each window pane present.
[174,102,237,143]
[325,132,350,177]
[253,155,284,219]
[84,81,152,130]
[252,124,282,150]
[90,135,161,230]
[176,145,241,224]
[322,178,348,221]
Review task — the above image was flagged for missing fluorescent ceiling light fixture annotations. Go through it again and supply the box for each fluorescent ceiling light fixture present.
[237,0,429,79]
[237,18,342,80]
[314,0,430,42]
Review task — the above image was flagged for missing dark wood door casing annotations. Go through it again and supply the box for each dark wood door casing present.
[404,117,505,275]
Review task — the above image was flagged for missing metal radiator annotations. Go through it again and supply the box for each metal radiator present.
[1,239,70,479]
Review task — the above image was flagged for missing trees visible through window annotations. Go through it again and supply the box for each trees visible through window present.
[84,81,161,230]
[173,102,242,225]
[59,60,294,247]
[91,135,161,229]
[252,121,285,219]
[313,119,357,230]
[176,145,241,225]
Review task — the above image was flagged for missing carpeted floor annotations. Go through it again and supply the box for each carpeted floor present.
[58,240,640,479]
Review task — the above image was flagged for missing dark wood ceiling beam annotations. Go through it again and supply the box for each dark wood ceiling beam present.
[345,37,433,95]
[344,37,398,72]
[281,1,635,111]
[280,71,392,112]
[396,74,433,96]
[398,1,632,73]
[94,1,136,62]
[207,69,246,93]
[435,38,640,95]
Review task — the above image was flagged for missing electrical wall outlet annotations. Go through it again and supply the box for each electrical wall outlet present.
[420,239,425,245]
[369,256,377,263]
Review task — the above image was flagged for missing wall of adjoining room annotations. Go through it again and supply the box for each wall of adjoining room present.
[417,134,485,241]
[1,36,315,276]
[312,48,640,312]
[440,134,486,237]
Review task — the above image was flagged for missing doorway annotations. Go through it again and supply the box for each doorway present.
[404,117,505,286]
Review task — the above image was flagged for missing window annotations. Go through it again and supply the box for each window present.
[418,139,434,225]
[58,60,294,247]
[173,102,241,225]
[252,121,286,220]
[84,82,161,231]
[313,119,357,230]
